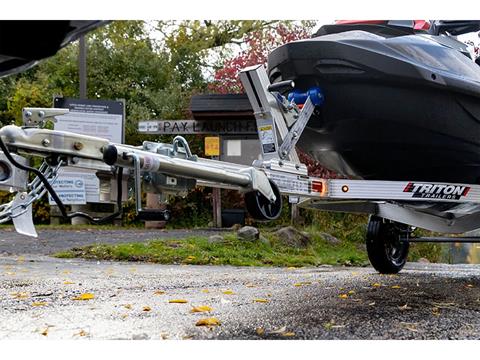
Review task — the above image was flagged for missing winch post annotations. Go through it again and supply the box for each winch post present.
[239,65,299,163]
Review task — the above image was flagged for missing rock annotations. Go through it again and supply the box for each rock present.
[231,223,242,231]
[274,226,311,248]
[237,226,259,241]
[417,257,430,263]
[132,333,150,340]
[319,232,341,245]
[208,234,225,244]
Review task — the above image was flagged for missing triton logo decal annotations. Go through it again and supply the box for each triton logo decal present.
[403,182,471,200]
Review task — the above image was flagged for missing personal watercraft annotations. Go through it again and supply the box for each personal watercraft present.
[268,20,480,183]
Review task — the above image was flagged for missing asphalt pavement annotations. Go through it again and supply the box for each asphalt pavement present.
[1,228,480,339]
[1,253,480,339]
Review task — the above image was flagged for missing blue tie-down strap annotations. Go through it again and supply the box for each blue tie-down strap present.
[288,87,325,107]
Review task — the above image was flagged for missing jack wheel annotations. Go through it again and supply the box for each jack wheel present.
[245,180,282,221]
[366,215,410,274]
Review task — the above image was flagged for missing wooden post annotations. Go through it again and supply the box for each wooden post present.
[212,187,222,228]
[205,137,222,229]
[144,193,166,229]
[290,203,300,226]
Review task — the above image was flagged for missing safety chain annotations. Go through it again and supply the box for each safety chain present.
[0,160,63,223]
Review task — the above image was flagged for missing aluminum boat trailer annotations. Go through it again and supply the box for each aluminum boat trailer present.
[1,64,480,273]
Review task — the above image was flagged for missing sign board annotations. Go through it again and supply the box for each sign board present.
[54,97,125,143]
[226,139,241,156]
[205,137,220,156]
[53,97,125,203]
[138,119,256,135]
[57,168,101,203]
[48,176,86,205]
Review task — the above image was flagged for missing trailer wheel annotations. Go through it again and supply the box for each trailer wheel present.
[366,215,410,274]
[245,180,282,221]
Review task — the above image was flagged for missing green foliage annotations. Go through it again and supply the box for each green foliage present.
[409,242,443,263]
[305,211,368,244]
[55,229,368,267]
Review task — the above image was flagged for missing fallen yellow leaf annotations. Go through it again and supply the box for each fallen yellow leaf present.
[63,281,74,285]
[293,283,303,287]
[41,328,49,336]
[245,283,257,288]
[169,299,188,304]
[72,293,95,301]
[191,305,213,313]
[76,330,88,337]
[32,302,48,307]
[17,256,25,263]
[154,290,166,295]
[339,294,348,299]
[201,289,210,293]
[11,292,29,299]
[195,318,221,327]
[282,332,296,337]
[347,290,355,295]
[222,290,235,295]
[391,285,401,289]
[253,298,269,303]
[185,256,196,261]
[123,304,132,310]
[256,327,265,336]
[372,283,381,288]
[143,306,151,312]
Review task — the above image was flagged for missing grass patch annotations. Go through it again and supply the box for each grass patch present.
[54,231,368,268]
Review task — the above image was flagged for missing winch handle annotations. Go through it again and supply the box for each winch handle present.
[267,80,295,93]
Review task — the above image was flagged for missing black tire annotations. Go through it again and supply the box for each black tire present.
[366,215,410,274]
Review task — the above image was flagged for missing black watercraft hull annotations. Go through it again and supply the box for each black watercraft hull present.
[268,29,480,183]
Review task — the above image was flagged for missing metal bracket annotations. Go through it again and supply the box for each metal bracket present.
[22,107,69,127]
[278,97,315,160]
